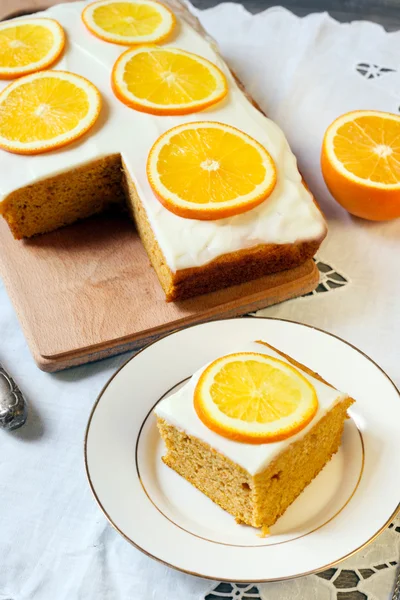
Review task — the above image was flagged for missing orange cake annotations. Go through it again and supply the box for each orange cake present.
[155,341,354,531]
[0,0,327,301]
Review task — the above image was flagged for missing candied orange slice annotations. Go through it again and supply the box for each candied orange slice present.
[82,0,175,45]
[147,121,277,220]
[0,18,65,80]
[112,46,228,115]
[0,70,101,155]
[194,353,318,444]
[321,110,400,220]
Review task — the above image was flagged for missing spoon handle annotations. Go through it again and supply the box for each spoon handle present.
[0,364,27,430]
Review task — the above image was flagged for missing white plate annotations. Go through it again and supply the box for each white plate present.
[85,318,400,582]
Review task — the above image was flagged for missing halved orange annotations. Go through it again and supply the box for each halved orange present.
[112,46,228,115]
[82,0,175,45]
[0,18,65,80]
[321,110,400,221]
[194,353,318,444]
[147,122,277,220]
[0,70,101,155]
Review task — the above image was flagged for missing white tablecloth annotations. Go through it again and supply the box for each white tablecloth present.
[1,3,400,599]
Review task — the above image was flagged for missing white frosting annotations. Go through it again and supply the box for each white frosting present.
[155,342,348,475]
[0,2,326,271]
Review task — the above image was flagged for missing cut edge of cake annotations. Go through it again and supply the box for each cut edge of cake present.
[0,154,125,240]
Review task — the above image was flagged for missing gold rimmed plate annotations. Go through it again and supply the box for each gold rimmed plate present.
[84,317,400,582]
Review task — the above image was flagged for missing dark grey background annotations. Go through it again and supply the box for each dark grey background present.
[191,0,400,30]
[2,0,400,30]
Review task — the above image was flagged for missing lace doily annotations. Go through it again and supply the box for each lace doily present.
[304,259,348,296]
[203,517,400,600]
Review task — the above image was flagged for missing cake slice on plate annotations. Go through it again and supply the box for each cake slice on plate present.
[155,341,354,531]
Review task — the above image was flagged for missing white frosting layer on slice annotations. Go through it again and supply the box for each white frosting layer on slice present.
[155,342,348,475]
[0,2,326,271]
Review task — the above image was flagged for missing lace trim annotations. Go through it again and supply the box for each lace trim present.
[356,62,396,79]
[203,518,400,600]
[302,259,349,297]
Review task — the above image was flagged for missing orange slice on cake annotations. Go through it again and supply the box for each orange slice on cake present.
[82,0,175,45]
[321,110,400,221]
[147,122,277,219]
[194,352,318,444]
[0,18,65,80]
[0,70,101,155]
[112,46,228,115]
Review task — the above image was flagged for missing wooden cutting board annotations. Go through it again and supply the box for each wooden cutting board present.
[0,2,320,372]
[0,213,319,371]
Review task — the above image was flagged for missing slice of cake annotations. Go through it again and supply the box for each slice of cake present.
[0,0,327,301]
[155,341,354,531]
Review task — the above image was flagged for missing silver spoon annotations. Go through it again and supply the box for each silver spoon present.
[0,364,27,430]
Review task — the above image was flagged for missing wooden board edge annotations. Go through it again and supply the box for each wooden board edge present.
[39,258,318,360]
[33,260,319,372]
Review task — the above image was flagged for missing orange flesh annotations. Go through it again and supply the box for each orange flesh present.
[210,360,301,423]
[157,128,267,204]
[0,24,54,68]
[123,50,222,105]
[333,116,400,184]
[92,2,163,37]
[0,78,90,142]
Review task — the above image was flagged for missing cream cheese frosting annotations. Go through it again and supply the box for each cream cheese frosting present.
[155,341,348,475]
[0,1,326,271]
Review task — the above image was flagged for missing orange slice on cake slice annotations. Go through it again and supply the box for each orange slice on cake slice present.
[82,0,175,45]
[0,70,101,154]
[321,110,400,220]
[147,121,277,219]
[194,352,318,444]
[112,46,228,115]
[0,18,65,79]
